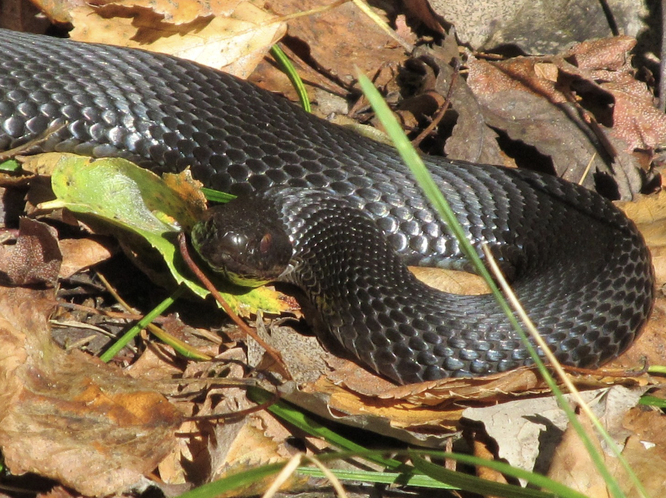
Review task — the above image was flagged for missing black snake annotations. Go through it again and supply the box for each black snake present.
[0,29,654,384]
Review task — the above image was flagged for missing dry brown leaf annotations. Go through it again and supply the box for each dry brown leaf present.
[467,55,620,190]
[39,486,77,498]
[277,347,654,447]
[548,411,611,498]
[472,439,509,485]
[265,0,406,90]
[549,407,666,497]
[0,218,61,287]
[0,287,182,496]
[411,51,507,166]
[466,37,661,198]
[58,236,116,279]
[127,343,190,384]
[30,0,285,78]
[564,37,636,71]
[157,348,254,485]
[212,416,284,478]
[37,0,240,25]
[617,409,666,496]
[557,37,666,154]
[287,366,544,443]
[95,0,243,24]
[401,0,445,35]
[246,321,333,385]
[409,266,490,295]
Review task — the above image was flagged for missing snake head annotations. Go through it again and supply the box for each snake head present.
[190,196,293,287]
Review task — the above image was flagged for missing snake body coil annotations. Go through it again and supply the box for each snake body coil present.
[0,29,654,384]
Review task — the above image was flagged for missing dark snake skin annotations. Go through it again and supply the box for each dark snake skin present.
[0,29,654,384]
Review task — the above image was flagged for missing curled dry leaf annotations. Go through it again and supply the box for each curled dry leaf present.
[406,51,506,166]
[58,236,116,279]
[0,287,182,496]
[556,37,666,155]
[285,359,651,446]
[467,36,665,198]
[33,0,286,78]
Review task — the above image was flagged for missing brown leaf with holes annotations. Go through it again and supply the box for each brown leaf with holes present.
[555,37,666,154]
[467,36,663,199]
[0,286,182,496]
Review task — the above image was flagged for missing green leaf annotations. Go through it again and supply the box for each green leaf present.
[47,153,289,315]
[0,159,20,171]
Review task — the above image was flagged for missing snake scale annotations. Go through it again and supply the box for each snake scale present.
[0,29,654,384]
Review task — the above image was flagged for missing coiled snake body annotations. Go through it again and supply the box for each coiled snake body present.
[0,29,654,384]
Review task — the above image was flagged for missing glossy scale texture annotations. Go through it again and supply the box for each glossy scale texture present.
[0,29,654,383]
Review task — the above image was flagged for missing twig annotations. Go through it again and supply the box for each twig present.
[177,232,292,380]
[411,59,461,148]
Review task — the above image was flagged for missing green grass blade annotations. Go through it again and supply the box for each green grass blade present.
[357,71,642,498]
[271,45,312,113]
[411,453,586,498]
[295,467,453,488]
[99,285,186,362]
[175,461,287,498]
[247,387,407,471]
[201,187,235,203]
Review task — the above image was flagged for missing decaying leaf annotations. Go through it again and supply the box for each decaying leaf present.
[465,386,646,478]
[467,37,666,199]
[32,0,286,78]
[58,237,116,279]
[0,218,61,286]
[0,287,182,496]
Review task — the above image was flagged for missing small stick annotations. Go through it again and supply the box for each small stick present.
[177,232,292,380]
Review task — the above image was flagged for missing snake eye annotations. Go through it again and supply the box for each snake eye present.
[259,233,272,255]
